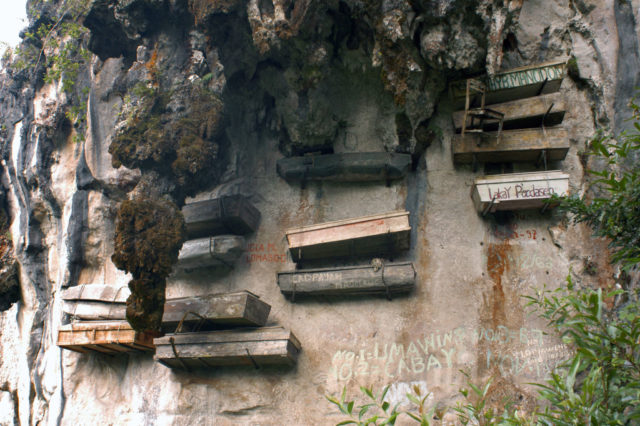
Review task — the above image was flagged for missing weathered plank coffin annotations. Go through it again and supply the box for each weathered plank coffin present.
[472,170,569,213]
[161,291,271,332]
[154,327,301,369]
[286,211,411,262]
[277,262,415,297]
[182,195,261,239]
[63,286,270,328]
[450,58,567,108]
[276,152,411,183]
[452,127,569,164]
[57,321,155,354]
[174,235,245,272]
[452,93,566,132]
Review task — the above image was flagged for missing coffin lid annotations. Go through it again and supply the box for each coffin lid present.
[286,210,410,235]
[474,170,569,185]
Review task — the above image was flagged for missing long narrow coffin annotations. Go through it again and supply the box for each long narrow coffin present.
[63,286,270,328]
[472,170,569,213]
[154,327,301,370]
[57,321,155,354]
[161,291,271,332]
[62,284,128,321]
[452,127,569,164]
[174,235,245,272]
[450,58,568,108]
[276,152,411,183]
[452,93,566,132]
[286,211,411,262]
[182,195,261,239]
[277,262,416,297]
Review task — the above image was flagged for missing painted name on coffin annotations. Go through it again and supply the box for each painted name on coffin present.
[488,184,556,201]
[291,272,342,283]
[486,64,565,91]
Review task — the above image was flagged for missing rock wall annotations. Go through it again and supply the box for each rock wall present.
[0,0,636,424]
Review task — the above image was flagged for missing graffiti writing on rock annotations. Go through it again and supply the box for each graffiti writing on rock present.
[245,242,287,263]
[329,325,570,383]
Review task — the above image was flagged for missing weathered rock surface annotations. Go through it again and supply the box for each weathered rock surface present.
[0,0,636,423]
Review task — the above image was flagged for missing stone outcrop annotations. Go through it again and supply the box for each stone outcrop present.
[0,0,636,423]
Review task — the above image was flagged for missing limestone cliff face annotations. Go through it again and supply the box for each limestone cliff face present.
[0,0,636,424]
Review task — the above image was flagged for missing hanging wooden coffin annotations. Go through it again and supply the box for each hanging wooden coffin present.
[450,58,568,108]
[62,284,128,321]
[277,262,415,297]
[452,93,566,132]
[452,127,569,164]
[154,327,301,370]
[57,321,155,354]
[161,291,271,332]
[182,195,261,239]
[276,152,411,183]
[472,170,569,213]
[63,286,270,328]
[174,235,245,272]
[285,211,411,262]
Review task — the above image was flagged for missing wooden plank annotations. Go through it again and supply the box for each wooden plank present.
[57,321,155,353]
[471,171,569,213]
[62,301,127,321]
[174,235,245,272]
[62,284,128,303]
[452,93,566,132]
[161,291,271,332]
[450,58,568,108]
[276,152,411,183]
[286,211,411,262]
[154,327,300,369]
[277,262,415,297]
[452,127,569,164]
[182,195,261,239]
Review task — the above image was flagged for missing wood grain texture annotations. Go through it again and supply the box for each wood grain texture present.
[452,93,566,131]
[286,211,410,262]
[154,327,300,369]
[277,262,415,296]
[57,321,155,354]
[452,127,569,164]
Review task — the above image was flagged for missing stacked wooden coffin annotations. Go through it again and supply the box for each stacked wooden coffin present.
[59,284,154,354]
[153,292,301,370]
[278,211,416,299]
[59,285,301,368]
[449,58,571,213]
[174,195,260,273]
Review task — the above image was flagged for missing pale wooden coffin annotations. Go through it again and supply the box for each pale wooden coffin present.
[57,321,155,354]
[154,327,301,370]
[450,58,567,108]
[277,262,415,297]
[63,286,270,329]
[471,170,569,213]
[276,152,411,183]
[286,211,411,262]
[452,93,566,132]
[174,235,245,272]
[182,195,261,239]
[452,127,569,164]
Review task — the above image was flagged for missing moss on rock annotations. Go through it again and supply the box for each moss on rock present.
[110,83,224,196]
[112,198,185,331]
